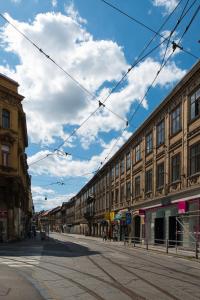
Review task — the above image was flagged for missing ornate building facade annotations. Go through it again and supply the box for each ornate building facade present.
[68,60,200,247]
[0,74,32,242]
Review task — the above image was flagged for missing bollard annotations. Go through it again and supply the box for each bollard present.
[195,241,198,259]
[134,238,135,247]
[166,239,169,254]
[146,239,148,250]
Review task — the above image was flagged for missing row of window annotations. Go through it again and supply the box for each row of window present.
[111,138,200,179]
[111,143,200,201]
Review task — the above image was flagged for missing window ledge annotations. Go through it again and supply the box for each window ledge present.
[156,186,164,191]
[189,172,200,179]
[188,115,200,125]
[170,180,181,185]
[170,129,182,138]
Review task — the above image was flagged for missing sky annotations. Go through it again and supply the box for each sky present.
[0,0,199,211]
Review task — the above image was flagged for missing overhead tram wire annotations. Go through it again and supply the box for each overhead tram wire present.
[55,0,192,152]
[160,0,190,67]
[0,13,128,126]
[96,5,200,170]
[99,0,186,106]
[99,0,199,60]
[48,0,196,153]
[29,150,92,167]
[27,0,195,167]
[39,171,98,187]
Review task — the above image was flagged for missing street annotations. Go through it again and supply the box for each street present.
[0,233,200,300]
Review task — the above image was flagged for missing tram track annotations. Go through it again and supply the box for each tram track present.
[0,256,105,300]
[71,237,200,281]
[0,255,145,300]
[88,254,182,300]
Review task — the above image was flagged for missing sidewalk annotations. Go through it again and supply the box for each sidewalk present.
[61,233,200,260]
[0,264,43,300]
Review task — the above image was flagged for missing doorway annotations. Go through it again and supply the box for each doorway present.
[154,218,164,244]
[134,215,141,242]
[168,216,181,246]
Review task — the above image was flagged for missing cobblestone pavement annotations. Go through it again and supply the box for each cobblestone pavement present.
[0,233,200,300]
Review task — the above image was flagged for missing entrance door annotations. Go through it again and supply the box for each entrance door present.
[134,216,141,242]
[168,216,181,246]
[154,218,164,244]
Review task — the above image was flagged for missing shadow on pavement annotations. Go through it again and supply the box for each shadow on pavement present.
[0,235,100,258]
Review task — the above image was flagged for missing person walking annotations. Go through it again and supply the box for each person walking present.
[102,230,107,241]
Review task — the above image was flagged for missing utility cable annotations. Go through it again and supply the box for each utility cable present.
[99,0,199,60]
[97,7,199,169]
[0,13,128,125]
[25,0,196,167]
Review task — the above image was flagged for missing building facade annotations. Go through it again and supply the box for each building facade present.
[0,74,32,242]
[67,60,200,246]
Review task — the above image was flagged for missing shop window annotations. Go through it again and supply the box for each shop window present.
[171,154,180,182]
[157,162,164,188]
[135,176,140,196]
[135,143,141,162]
[156,120,165,146]
[190,142,200,175]
[126,152,131,171]
[1,145,9,167]
[145,169,152,193]
[146,132,153,154]
[190,88,200,120]
[171,105,181,135]
[120,157,125,174]
[2,109,10,129]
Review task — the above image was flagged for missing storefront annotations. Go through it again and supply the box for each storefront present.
[144,196,200,247]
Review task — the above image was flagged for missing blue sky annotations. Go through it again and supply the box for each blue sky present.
[0,0,199,211]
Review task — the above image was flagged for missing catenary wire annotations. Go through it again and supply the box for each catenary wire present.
[0,13,128,125]
[99,0,199,60]
[16,0,196,167]
[55,0,197,151]
[97,5,200,169]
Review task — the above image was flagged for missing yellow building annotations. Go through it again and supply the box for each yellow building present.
[0,73,32,242]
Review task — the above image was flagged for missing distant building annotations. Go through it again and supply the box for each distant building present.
[0,74,32,242]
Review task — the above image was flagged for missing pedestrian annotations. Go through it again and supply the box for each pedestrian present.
[102,230,107,241]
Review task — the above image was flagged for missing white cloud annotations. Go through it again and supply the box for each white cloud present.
[0,11,127,145]
[28,131,132,177]
[159,30,181,59]
[32,186,55,195]
[152,0,179,13]
[0,7,185,149]
[33,193,74,211]
[51,0,57,7]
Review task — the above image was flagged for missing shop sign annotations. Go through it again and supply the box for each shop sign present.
[104,212,110,220]
[110,211,115,221]
[139,209,145,216]
[178,201,187,214]
[126,212,131,225]
[114,212,121,221]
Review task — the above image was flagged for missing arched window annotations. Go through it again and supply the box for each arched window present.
[2,109,10,129]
